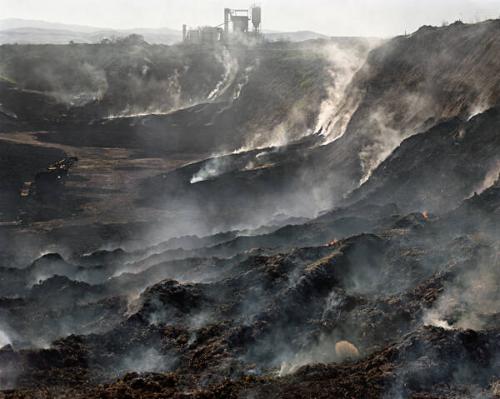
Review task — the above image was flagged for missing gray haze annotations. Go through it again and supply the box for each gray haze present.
[1,0,499,37]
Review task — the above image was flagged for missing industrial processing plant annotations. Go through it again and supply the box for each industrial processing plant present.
[182,5,262,44]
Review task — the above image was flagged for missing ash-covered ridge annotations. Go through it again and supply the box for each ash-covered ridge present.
[0,18,499,399]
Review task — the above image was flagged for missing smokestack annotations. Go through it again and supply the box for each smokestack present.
[183,24,187,42]
[224,8,230,35]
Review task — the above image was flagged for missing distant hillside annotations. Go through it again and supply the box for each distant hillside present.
[0,18,332,45]
[0,18,182,44]
[0,27,182,45]
[0,28,95,45]
[0,18,104,32]
[264,30,329,42]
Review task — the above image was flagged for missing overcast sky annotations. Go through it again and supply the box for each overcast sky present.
[1,0,499,37]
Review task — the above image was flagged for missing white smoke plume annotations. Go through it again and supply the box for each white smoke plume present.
[39,61,108,106]
[467,99,491,121]
[0,329,11,348]
[471,160,500,195]
[242,102,314,151]
[316,40,378,140]
[321,289,344,320]
[235,40,376,152]
[119,348,176,374]
[358,108,403,185]
[207,47,239,101]
[423,248,500,331]
[358,90,436,185]
[278,336,360,376]
[190,156,232,184]
[0,327,17,391]
[106,68,184,118]
[233,64,255,101]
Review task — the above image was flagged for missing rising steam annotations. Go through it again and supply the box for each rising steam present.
[190,157,232,184]
[208,47,239,100]
[423,249,500,331]
[316,40,377,140]
[0,329,11,348]
[279,337,360,376]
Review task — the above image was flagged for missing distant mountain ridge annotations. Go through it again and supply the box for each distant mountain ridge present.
[0,18,183,44]
[0,18,331,44]
[264,30,329,42]
[0,18,180,35]
[0,18,108,32]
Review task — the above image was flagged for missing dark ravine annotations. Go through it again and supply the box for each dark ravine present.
[0,18,499,399]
